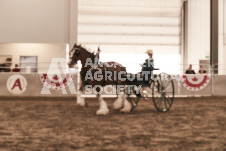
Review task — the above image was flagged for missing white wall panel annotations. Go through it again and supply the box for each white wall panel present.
[220,0,226,74]
[224,0,226,73]
[187,0,210,66]
[79,6,181,17]
[83,44,180,54]
[78,0,182,54]
[78,35,180,45]
[78,15,181,26]
[0,0,70,43]
[78,25,180,36]
[224,0,226,45]
[78,0,182,8]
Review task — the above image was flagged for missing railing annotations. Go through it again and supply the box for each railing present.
[1,61,226,75]
[1,60,226,72]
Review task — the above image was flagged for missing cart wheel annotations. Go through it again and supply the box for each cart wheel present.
[126,86,141,112]
[152,73,174,112]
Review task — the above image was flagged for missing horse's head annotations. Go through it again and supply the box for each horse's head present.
[68,44,82,67]
[68,43,94,68]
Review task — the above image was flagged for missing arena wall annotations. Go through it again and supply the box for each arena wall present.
[0,73,77,97]
[0,73,225,97]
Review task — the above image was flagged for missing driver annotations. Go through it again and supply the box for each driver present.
[140,49,155,83]
[142,49,154,72]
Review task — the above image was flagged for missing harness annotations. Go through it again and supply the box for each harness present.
[80,47,123,87]
[80,48,109,81]
[89,47,108,72]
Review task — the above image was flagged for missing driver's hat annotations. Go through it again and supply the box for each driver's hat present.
[146,49,153,54]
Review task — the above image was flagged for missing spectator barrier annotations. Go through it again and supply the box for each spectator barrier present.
[0,73,225,97]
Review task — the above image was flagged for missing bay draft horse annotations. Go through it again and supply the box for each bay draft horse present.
[68,44,133,115]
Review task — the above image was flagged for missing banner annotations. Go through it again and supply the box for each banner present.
[181,75,210,91]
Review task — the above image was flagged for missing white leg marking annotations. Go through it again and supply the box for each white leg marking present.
[113,93,124,110]
[77,91,86,106]
[120,94,132,113]
[96,95,109,115]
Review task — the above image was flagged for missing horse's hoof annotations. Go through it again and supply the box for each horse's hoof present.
[96,109,109,115]
[77,101,87,107]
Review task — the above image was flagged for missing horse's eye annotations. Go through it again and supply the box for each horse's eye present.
[75,50,80,55]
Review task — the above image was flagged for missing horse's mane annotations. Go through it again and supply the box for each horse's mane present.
[75,44,94,54]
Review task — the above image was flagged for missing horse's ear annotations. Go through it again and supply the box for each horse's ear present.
[97,46,101,53]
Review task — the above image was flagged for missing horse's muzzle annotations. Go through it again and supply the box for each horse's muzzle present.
[68,61,74,68]
[68,59,77,68]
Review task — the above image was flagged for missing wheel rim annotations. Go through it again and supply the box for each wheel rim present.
[152,73,174,112]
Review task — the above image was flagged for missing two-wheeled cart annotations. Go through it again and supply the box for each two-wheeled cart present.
[125,70,175,112]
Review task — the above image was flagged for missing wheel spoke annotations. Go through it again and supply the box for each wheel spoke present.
[164,76,169,86]
[164,80,171,89]
[165,95,173,105]
[154,84,159,93]
[152,73,174,112]
[159,98,163,110]
[161,100,164,111]
[165,96,171,106]
[159,77,163,88]
[156,96,162,108]
[164,99,168,110]
[165,97,170,107]
[163,81,173,92]
[161,74,168,86]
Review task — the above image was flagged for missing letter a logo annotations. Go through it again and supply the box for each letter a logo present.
[11,78,22,90]
[7,75,27,94]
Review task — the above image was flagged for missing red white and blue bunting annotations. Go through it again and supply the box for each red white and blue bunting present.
[182,75,210,91]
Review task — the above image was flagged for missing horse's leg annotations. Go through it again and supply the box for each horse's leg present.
[120,93,132,113]
[96,94,109,115]
[77,86,86,107]
[113,90,124,110]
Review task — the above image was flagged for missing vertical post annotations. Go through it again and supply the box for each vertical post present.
[181,1,184,75]
[210,0,218,74]
[69,0,78,49]
[218,0,224,75]
[183,0,188,74]
[69,0,79,100]
[178,0,184,96]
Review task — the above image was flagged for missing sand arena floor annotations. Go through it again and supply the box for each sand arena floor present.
[0,97,225,151]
